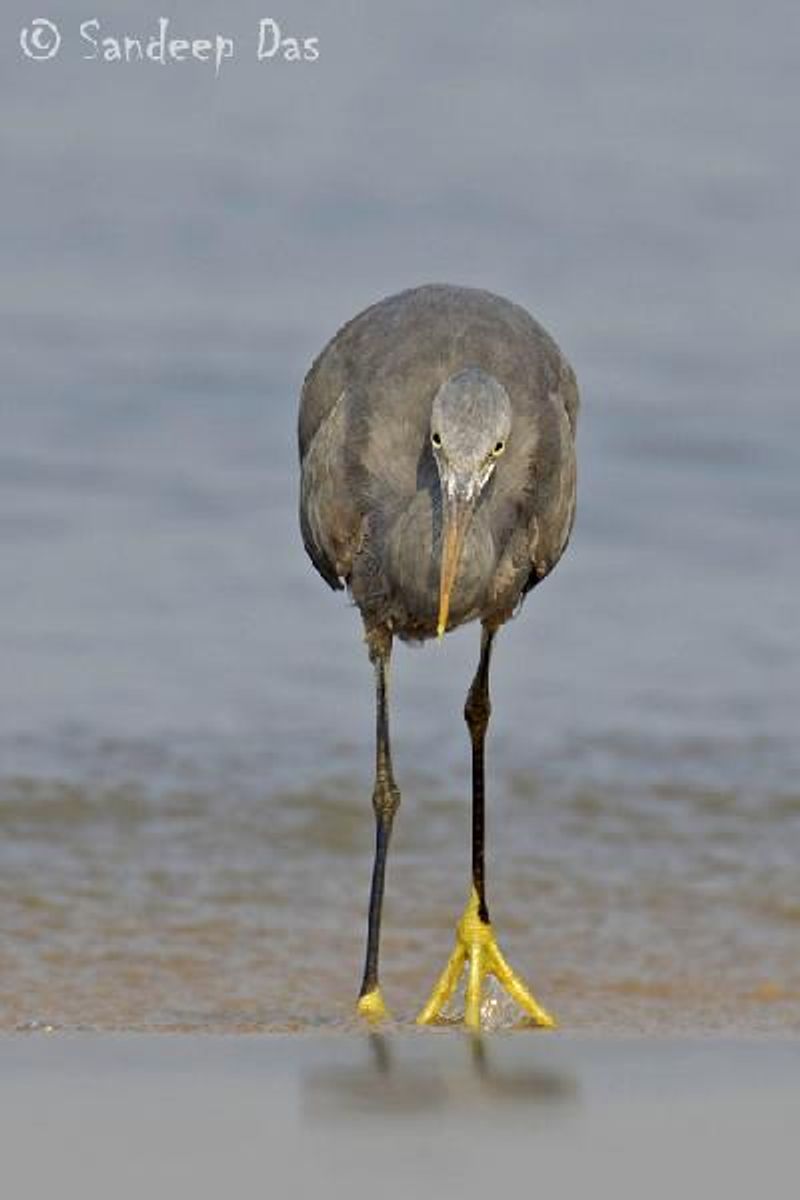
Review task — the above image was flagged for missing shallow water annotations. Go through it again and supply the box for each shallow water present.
[3,1036,799,1200]
[1,0,799,1032]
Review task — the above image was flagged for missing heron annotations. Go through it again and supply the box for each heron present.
[298,284,578,1029]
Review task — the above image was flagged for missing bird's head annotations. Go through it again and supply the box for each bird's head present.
[430,368,512,637]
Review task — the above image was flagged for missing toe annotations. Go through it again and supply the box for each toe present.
[357,987,391,1021]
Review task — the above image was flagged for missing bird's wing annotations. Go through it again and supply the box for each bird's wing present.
[557,353,580,437]
[484,344,579,613]
[298,297,433,591]
[299,491,343,591]
[524,354,579,587]
[299,386,364,589]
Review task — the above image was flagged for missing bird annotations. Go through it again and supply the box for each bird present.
[298,284,579,1029]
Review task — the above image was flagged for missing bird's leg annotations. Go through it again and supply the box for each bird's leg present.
[417,624,555,1030]
[469,625,494,928]
[357,628,400,1021]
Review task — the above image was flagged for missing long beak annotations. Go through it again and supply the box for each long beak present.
[437,489,474,639]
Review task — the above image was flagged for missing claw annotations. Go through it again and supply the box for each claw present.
[416,889,556,1030]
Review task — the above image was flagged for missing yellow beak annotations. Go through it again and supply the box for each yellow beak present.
[437,491,473,639]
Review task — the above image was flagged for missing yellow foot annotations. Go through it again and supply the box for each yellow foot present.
[416,889,556,1030]
[357,986,392,1022]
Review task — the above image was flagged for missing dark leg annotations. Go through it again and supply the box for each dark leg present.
[358,628,400,1017]
[465,624,495,924]
[418,623,555,1028]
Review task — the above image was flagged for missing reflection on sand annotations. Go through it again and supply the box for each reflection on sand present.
[302,1033,579,1122]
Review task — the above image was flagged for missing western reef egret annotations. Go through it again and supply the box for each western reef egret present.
[299,284,579,1028]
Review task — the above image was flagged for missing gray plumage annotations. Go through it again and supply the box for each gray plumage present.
[298,283,580,1022]
[299,283,579,641]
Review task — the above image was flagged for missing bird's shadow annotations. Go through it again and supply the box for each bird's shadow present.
[301,1032,580,1123]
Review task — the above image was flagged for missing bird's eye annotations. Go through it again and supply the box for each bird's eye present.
[431,432,442,448]
[492,440,505,456]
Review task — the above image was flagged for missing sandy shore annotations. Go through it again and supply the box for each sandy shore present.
[1,1032,796,1199]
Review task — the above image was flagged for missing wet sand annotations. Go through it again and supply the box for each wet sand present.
[1,1032,796,1199]
[3,763,798,1036]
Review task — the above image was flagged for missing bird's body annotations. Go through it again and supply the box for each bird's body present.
[298,284,579,1028]
[300,284,578,640]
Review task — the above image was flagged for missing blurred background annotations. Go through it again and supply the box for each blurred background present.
[1,0,798,1031]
